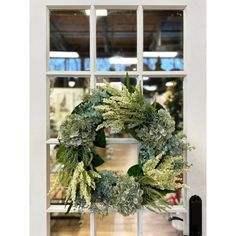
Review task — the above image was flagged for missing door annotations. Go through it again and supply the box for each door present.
[30,0,206,235]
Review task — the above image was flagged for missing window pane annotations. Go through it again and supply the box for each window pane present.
[143,10,183,71]
[51,212,90,236]
[96,75,137,138]
[97,144,138,174]
[143,77,183,131]
[143,77,184,205]
[142,209,183,236]
[96,10,137,71]
[96,212,137,236]
[50,10,90,71]
[49,144,64,205]
[49,77,90,138]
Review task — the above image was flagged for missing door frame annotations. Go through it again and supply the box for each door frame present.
[30,0,206,235]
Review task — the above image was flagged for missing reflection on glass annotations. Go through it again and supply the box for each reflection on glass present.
[50,10,90,71]
[143,10,183,71]
[96,10,137,71]
[142,209,183,236]
[96,212,137,236]
[50,212,90,236]
[96,76,137,138]
[49,144,65,205]
[49,77,90,138]
[143,77,183,131]
[97,144,138,174]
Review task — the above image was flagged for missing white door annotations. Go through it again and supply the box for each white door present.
[30,0,206,235]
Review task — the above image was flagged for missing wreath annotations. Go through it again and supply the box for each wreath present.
[50,75,192,216]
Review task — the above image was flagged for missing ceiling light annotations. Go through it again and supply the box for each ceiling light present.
[68,81,76,87]
[143,77,149,81]
[166,81,175,87]
[143,51,178,58]
[143,85,158,91]
[50,51,79,58]
[109,57,138,65]
[85,9,108,16]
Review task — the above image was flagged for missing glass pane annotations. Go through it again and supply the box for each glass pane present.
[96,212,137,236]
[96,76,137,138]
[142,210,183,236]
[143,10,183,71]
[96,10,137,71]
[49,144,65,205]
[49,77,90,138]
[97,144,138,174]
[49,142,138,204]
[50,10,90,71]
[51,212,90,236]
[143,77,183,132]
[143,76,184,204]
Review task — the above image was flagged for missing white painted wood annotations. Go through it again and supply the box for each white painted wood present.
[137,5,143,88]
[46,71,91,77]
[30,0,49,235]
[137,210,143,236]
[47,205,187,213]
[142,71,186,77]
[46,71,186,78]
[94,71,138,77]
[46,138,139,145]
[45,0,188,8]
[90,5,96,90]
[90,212,96,236]
[184,1,206,235]
[173,4,207,235]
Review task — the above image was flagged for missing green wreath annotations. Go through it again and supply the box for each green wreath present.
[50,75,192,216]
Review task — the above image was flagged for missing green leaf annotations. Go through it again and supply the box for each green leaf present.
[125,72,135,93]
[127,164,143,177]
[66,202,73,214]
[157,189,176,195]
[94,129,106,148]
[91,153,105,167]
[152,101,164,111]
[56,145,66,163]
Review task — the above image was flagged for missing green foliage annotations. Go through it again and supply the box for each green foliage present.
[124,72,135,93]
[163,132,192,157]
[95,82,153,133]
[112,175,143,216]
[139,143,159,164]
[127,164,143,177]
[91,153,105,167]
[50,74,192,217]
[58,113,100,147]
[59,90,108,148]
[142,154,188,191]
[56,145,80,164]
[94,129,106,148]
[92,170,118,211]
[134,109,175,146]
[66,161,101,207]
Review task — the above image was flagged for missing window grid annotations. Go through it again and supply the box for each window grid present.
[46,5,187,235]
